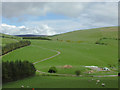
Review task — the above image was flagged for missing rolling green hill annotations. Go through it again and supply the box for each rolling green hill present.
[2,26,118,88]
[0,33,22,46]
[51,26,118,44]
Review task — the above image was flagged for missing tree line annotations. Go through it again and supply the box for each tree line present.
[2,40,31,55]
[23,37,51,40]
[2,60,36,83]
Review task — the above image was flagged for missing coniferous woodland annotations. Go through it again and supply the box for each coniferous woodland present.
[2,60,36,83]
[2,40,31,55]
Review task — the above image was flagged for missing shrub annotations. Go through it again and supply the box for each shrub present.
[95,41,100,44]
[48,67,57,73]
[66,40,71,42]
[118,73,120,76]
[77,41,81,43]
[75,70,81,76]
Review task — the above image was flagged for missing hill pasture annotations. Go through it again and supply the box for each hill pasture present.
[2,26,118,88]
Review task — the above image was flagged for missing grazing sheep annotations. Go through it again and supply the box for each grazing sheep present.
[101,83,105,87]
[21,85,24,88]
[27,86,29,88]
[97,80,100,83]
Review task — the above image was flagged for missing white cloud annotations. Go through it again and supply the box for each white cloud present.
[1,24,16,28]
[1,23,56,35]
[2,2,118,35]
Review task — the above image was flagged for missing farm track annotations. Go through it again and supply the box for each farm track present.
[32,45,61,64]
[32,45,118,77]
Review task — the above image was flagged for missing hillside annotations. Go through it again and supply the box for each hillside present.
[2,26,118,88]
[0,33,22,46]
[51,26,118,44]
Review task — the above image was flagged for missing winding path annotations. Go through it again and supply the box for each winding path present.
[32,45,61,64]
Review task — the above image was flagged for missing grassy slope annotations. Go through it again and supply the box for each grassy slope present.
[51,27,118,43]
[2,45,56,63]
[0,33,22,46]
[2,26,118,88]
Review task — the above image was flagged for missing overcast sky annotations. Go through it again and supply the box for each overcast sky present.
[1,2,118,35]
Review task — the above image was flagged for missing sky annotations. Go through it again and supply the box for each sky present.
[1,2,118,35]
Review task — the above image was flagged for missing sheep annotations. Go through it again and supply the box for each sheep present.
[27,86,29,88]
[21,85,24,88]
[96,80,100,83]
[101,83,105,87]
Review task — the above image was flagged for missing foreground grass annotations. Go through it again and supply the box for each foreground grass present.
[2,76,118,88]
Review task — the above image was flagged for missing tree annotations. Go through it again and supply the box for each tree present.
[2,60,36,83]
[2,40,31,55]
[75,70,81,76]
[48,67,57,73]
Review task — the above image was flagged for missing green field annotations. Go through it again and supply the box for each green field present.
[2,76,118,88]
[0,33,22,46]
[2,26,118,88]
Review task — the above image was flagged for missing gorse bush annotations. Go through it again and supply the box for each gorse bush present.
[2,40,31,55]
[2,60,36,83]
[48,66,57,73]
[66,40,71,42]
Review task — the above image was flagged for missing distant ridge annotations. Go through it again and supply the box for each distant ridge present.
[15,34,48,37]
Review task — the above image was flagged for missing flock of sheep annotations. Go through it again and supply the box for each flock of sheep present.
[20,79,105,88]
[96,79,105,87]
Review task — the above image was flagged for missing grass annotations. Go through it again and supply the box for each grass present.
[2,26,118,88]
[50,27,117,43]
[0,33,22,46]
[1,38,19,46]
[2,76,118,88]
[2,45,56,63]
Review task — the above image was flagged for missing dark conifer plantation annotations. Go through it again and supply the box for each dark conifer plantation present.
[2,60,36,83]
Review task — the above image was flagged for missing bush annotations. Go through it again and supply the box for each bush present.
[95,41,100,44]
[118,73,120,76]
[66,40,71,42]
[48,67,57,73]
[75,70,81,76]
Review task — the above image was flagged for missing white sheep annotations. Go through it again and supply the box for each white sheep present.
[27,86,29,88]
[21,85,24,88]
[97,80,100,83]
[101,83,105,87]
